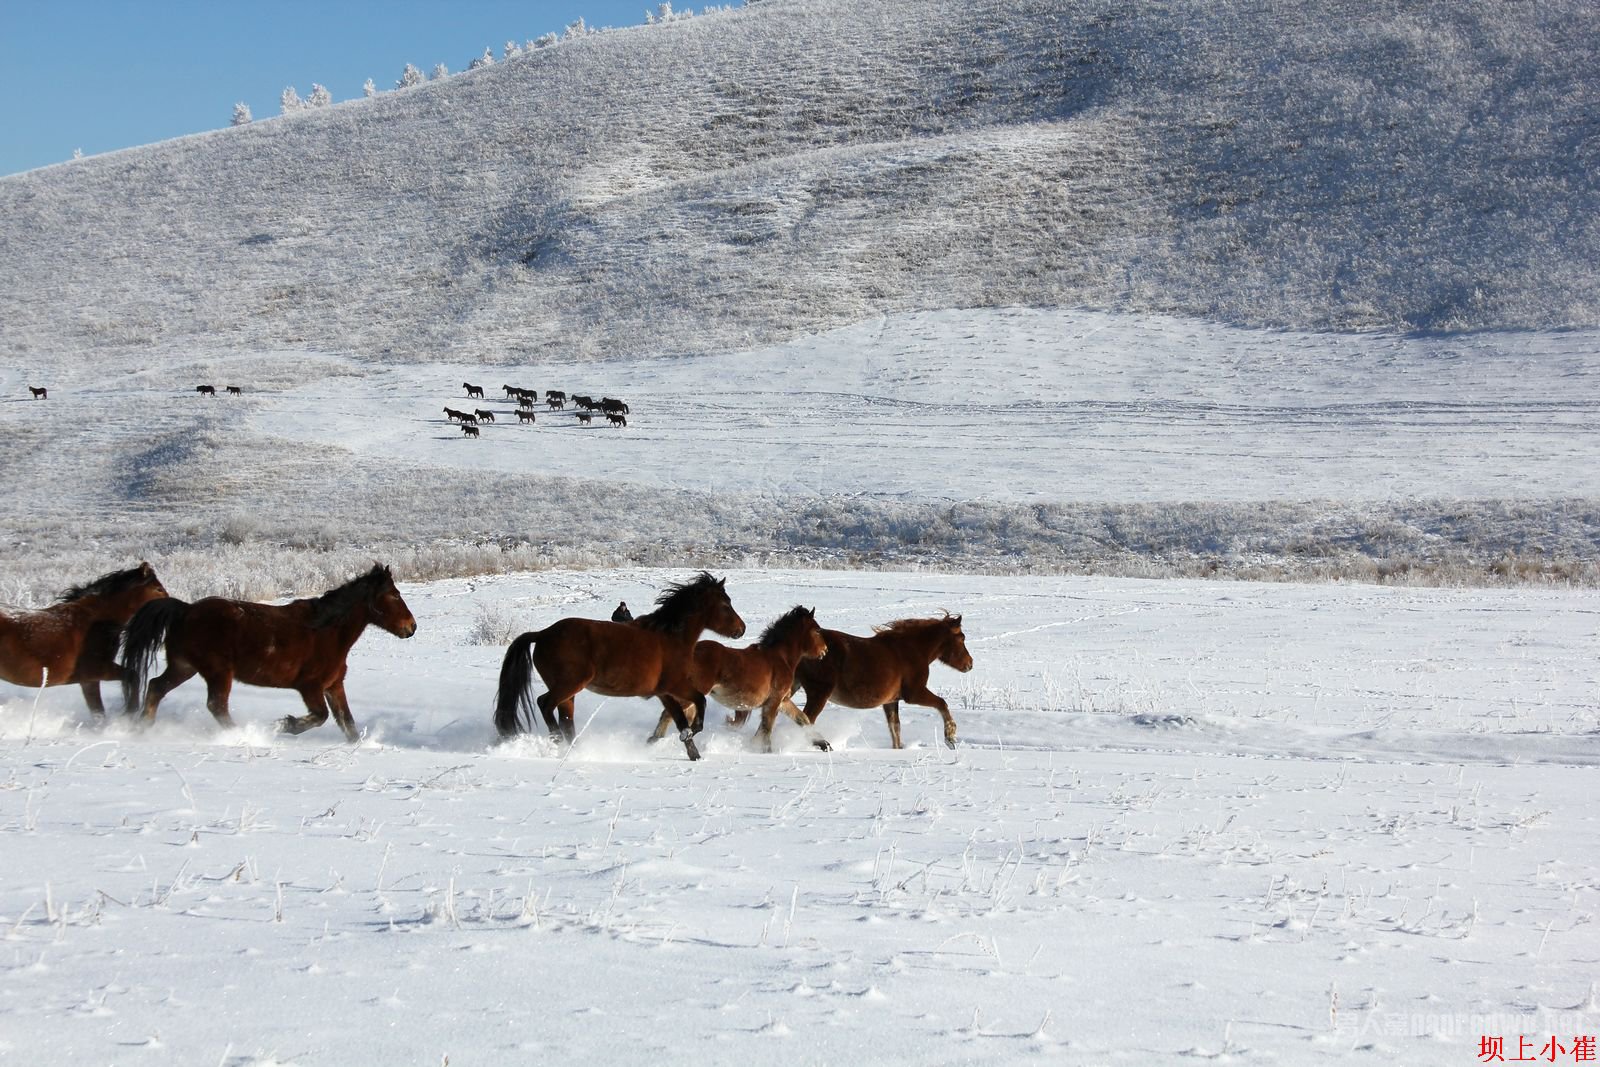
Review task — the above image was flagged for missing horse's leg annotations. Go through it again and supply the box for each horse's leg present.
[325,679,361,743]
[658,696,701,762]
[203,671,239,729]
[79,681,107,720]
[648,699,676,744]
[558,699,577,745]
[141,664,197,724]
[901,683,957,748]
[281,687,332,735]
[726,706,752,728]
[882,700,903,750]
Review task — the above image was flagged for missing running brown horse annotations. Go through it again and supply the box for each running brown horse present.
[785,615,973,750]
[494,572,745,761]
[121,564,417,741]
[0,562,168,718]
[649,605,828,751]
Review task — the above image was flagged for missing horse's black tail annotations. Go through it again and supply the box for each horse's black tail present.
[120,597,189,713]
[493,631,540,737]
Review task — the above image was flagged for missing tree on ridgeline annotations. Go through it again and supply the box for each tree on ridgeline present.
[232,101,253,126]
[363,78,376,97]
[280,86,303,114]
[564,17,587,38]
[396,63,423,89]
[503,40,522,59]
[431,63,449,80]
[469,47,495,70]
[306,83,333,108]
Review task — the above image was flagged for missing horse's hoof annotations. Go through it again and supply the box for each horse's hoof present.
[813,738,833,752]
[645,733,663,745]
[680,729,702,761]
[945,737,958,750]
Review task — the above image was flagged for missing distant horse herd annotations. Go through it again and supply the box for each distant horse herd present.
[449,382,631,438]
[0,565,974,760]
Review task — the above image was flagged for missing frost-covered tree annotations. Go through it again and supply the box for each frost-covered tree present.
[396,63,423,89]
[306,83,333,108]
[534,32,557,48]
[430,63,449,80]
[503,40,521,59]
[231,101,253,126]
[363,77,376,97]
[469,47,495,70]
[280,86,303,114]
[563,17,587,38]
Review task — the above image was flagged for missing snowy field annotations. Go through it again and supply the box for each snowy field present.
[2,567,1596,1066]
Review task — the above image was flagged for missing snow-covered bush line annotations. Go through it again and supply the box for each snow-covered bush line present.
[3,0,1596,365]
[0,496,1592,608]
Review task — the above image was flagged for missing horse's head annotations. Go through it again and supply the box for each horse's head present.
[938,614,973,673]
[706,575,746,640]
[367,565,417,639]
[133,561,170,605]
[801,607,828,660]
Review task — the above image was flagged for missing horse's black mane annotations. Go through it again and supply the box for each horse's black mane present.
[57,563,154,603]
[633,572,726,635]
[306,564,391,627]
[758,605,815,649]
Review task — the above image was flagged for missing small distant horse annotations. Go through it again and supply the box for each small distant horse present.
[547,397,566,411]
[121,564,416,740]
[650,606,827,750]
[786,615,973,750]
[502,385,520,399]
[461,423,481,438]
[474,409,496,423]
[518,393,537,409]
[545,390,566,404]
[463,382,484,399]
[196,385,216,396]
[575,411,592,425]
[601,397,630,416]
[494,572,745,761]
[226,386,243,396]
[0,562,167,718]
[28,386,47,400]
[606,412,627,428]
[572,394,597,410]
[516,409,537,424]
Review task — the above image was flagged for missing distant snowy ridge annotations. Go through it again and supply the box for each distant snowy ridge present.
[2,0,1597,362]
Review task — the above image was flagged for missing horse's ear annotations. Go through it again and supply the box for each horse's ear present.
[951,614,963,627]
[139,561,152,574]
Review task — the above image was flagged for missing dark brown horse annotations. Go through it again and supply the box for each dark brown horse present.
[650,605,827,750]
[0,562,167,718]
[494,572,745,761]
[786,615,973,750]
[28,386,47,399]
[121,564,417,741]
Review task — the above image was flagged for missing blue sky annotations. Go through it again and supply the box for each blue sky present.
[1,0,668,176]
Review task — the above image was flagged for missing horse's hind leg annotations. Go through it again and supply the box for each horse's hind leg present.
[203,672,239,730]
[533,692,567,743]
[141,664,197,724]
[281,687,332,735]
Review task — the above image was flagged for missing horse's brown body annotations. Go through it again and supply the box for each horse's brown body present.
[495,573,744,761]
[787,616,973,749]
[650,606,827,750]
[0,563,167,717]
[121,564,416,740]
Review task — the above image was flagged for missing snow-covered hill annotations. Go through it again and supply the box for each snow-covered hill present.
[2,0,1597,364]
